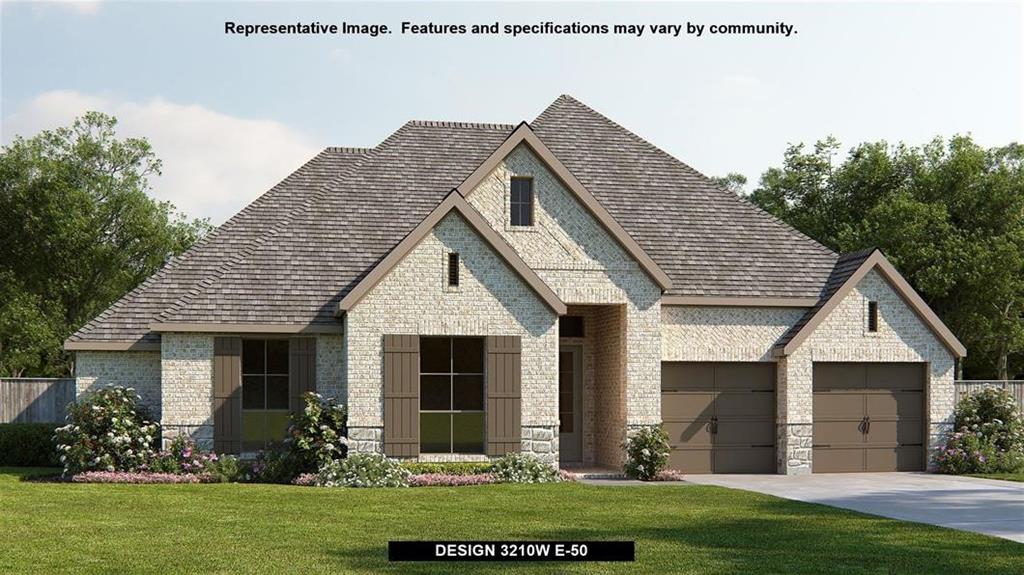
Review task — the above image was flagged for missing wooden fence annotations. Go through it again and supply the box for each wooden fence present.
[0,378,74,424]
[954,380,1024,407]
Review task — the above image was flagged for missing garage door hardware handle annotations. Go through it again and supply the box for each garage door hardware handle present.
[858,416,871,434]
[707,416,719,435]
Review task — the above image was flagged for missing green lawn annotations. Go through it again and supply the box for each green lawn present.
[1,468,1020,574]
[968,472,1024,483]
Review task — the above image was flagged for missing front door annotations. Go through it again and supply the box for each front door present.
[558,346,583,464]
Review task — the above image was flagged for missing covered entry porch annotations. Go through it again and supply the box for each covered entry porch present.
[556,304,630,470]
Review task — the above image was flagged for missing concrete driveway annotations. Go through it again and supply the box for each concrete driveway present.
[687,473,1024,543]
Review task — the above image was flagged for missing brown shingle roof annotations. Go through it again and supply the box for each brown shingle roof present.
[68,96,843,348]
[66,147,369,346]
[532,95,838,298]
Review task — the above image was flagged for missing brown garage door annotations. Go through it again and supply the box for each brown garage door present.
[813,363,925,473]
[661,362,775,474]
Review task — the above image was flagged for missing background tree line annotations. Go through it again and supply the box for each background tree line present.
[1,114,1021,380]
[0,113,210,377]
[717,136,1024,379]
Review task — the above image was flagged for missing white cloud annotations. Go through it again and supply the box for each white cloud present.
[2,90,321,223]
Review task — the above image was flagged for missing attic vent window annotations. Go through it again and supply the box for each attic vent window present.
[867,301,879,332]
[447,252,460,287]
[510,177,534,226]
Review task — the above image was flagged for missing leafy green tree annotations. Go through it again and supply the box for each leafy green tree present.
[0,112,211,376]
[742,136,1024,379]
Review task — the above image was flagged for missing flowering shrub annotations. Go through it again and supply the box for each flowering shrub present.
[955,387,1024,452]
[147,436,218,474]
[651,469,685,482]
[935,388,1024,474]
[408,473,497,487]
[287,392,348,472]
[315,452,410,487]
[622,425,671,481]
[292,473,317,486]
[491,453,560,483]
[71,471,212,484]
[53,386,159,476]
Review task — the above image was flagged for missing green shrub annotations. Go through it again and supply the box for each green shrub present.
[936,387,1024,474]
[0,423,59,466]
[315,452,410,487]
[400,461,493,476]
[286,392,347,473]
[204,454,243,483]
[622,425,671,481]
[53,385,159,475]
[491,453,560,483]
[246,449,303,484]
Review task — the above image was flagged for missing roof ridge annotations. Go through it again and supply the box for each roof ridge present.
[406,119,516,130]
[154,123,411,324]
[69,147,342,341]
[325,146,372,154]
[536,95,837,258]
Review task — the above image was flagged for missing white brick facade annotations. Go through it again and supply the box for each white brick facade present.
[160,333,214,448]
[466,143,663,436]
[662,306,805,362]
[779,270,956,474]
[344,211,559,450]
[75,351,161,418]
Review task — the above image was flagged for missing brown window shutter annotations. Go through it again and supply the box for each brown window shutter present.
[486,335,522,456]
[213,337,242,454]
[289,337,317,415]
[383,335,419,457]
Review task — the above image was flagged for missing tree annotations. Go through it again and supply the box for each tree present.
[0,112,211,376]
[742,136,1024,379]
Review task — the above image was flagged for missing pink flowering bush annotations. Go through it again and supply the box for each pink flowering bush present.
[651,469,685,482]
[53,385,159,476]
[292,473,318,486]
[71,471,214,484]
[408,473,497,487]
[287,392,348,472]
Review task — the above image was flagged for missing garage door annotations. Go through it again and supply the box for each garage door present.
[661,362,775,474]
[813,363,925,473]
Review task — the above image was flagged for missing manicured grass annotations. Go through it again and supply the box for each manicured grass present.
[0,468,1020,574]
[968,472,1024,483]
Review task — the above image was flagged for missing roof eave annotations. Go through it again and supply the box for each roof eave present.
[335,191,567,316]
[774,250,967,359]
[456,122,673,292]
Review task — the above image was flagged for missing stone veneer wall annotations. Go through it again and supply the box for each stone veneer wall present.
[779,269,957,474]
[593,305,627,467]
[75,351,162,418]
[466,143,662,438]
[344,212,559,458]
[160,333,214,448]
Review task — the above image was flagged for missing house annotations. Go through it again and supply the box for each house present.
[65,96,966,475]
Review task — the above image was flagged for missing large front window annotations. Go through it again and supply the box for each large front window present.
[420,337,485,453]
[242,339,290,451]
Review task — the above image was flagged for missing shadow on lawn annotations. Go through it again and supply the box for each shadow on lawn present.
[324,496,1022,574]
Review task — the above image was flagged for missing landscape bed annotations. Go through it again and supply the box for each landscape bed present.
[1,467,1021,574]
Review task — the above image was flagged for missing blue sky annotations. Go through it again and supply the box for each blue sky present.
[2,1,1021,223]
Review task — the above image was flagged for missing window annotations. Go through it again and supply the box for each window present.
[420,337,485,453]
[559,315,585,338]
[510,177,534,226]
[241,339,290,451]
[447,252,460,287]
[867,301,879,332]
